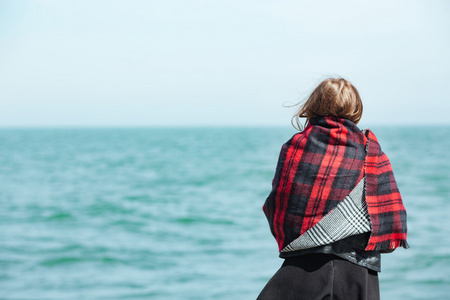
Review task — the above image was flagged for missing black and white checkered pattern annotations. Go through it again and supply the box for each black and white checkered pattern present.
[281,178,371,253]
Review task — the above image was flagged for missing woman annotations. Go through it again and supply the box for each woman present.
[257,78,408,300]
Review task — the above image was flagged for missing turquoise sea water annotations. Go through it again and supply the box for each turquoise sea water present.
[1,126,449,299]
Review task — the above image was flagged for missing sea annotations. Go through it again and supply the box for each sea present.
[1,125,449,300]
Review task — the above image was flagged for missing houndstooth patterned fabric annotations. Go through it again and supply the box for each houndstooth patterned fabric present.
[281,178,371,253]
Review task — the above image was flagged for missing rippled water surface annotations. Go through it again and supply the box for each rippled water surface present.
[1,126,449,299]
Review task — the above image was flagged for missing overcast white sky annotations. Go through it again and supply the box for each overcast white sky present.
[0,0,449,127]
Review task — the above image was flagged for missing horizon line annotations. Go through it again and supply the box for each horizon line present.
[0,122,449,130]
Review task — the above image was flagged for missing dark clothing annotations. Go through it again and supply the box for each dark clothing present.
[280,233,381,272]
[256,254,380,300]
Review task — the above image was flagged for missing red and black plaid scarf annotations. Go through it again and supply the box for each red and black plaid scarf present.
[263,116,408,252]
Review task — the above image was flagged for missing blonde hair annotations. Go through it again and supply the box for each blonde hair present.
[291,78,363,131]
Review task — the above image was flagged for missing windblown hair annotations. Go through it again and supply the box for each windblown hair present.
[292,78,363,131]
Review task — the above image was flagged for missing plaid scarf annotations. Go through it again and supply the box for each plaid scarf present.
[263,116,408,252]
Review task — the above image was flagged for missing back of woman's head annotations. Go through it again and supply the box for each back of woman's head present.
[292,78,363,130]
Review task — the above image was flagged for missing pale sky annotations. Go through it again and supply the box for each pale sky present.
[0,0,449,127]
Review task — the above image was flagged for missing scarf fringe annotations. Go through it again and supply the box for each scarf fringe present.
[366,240,410,251]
